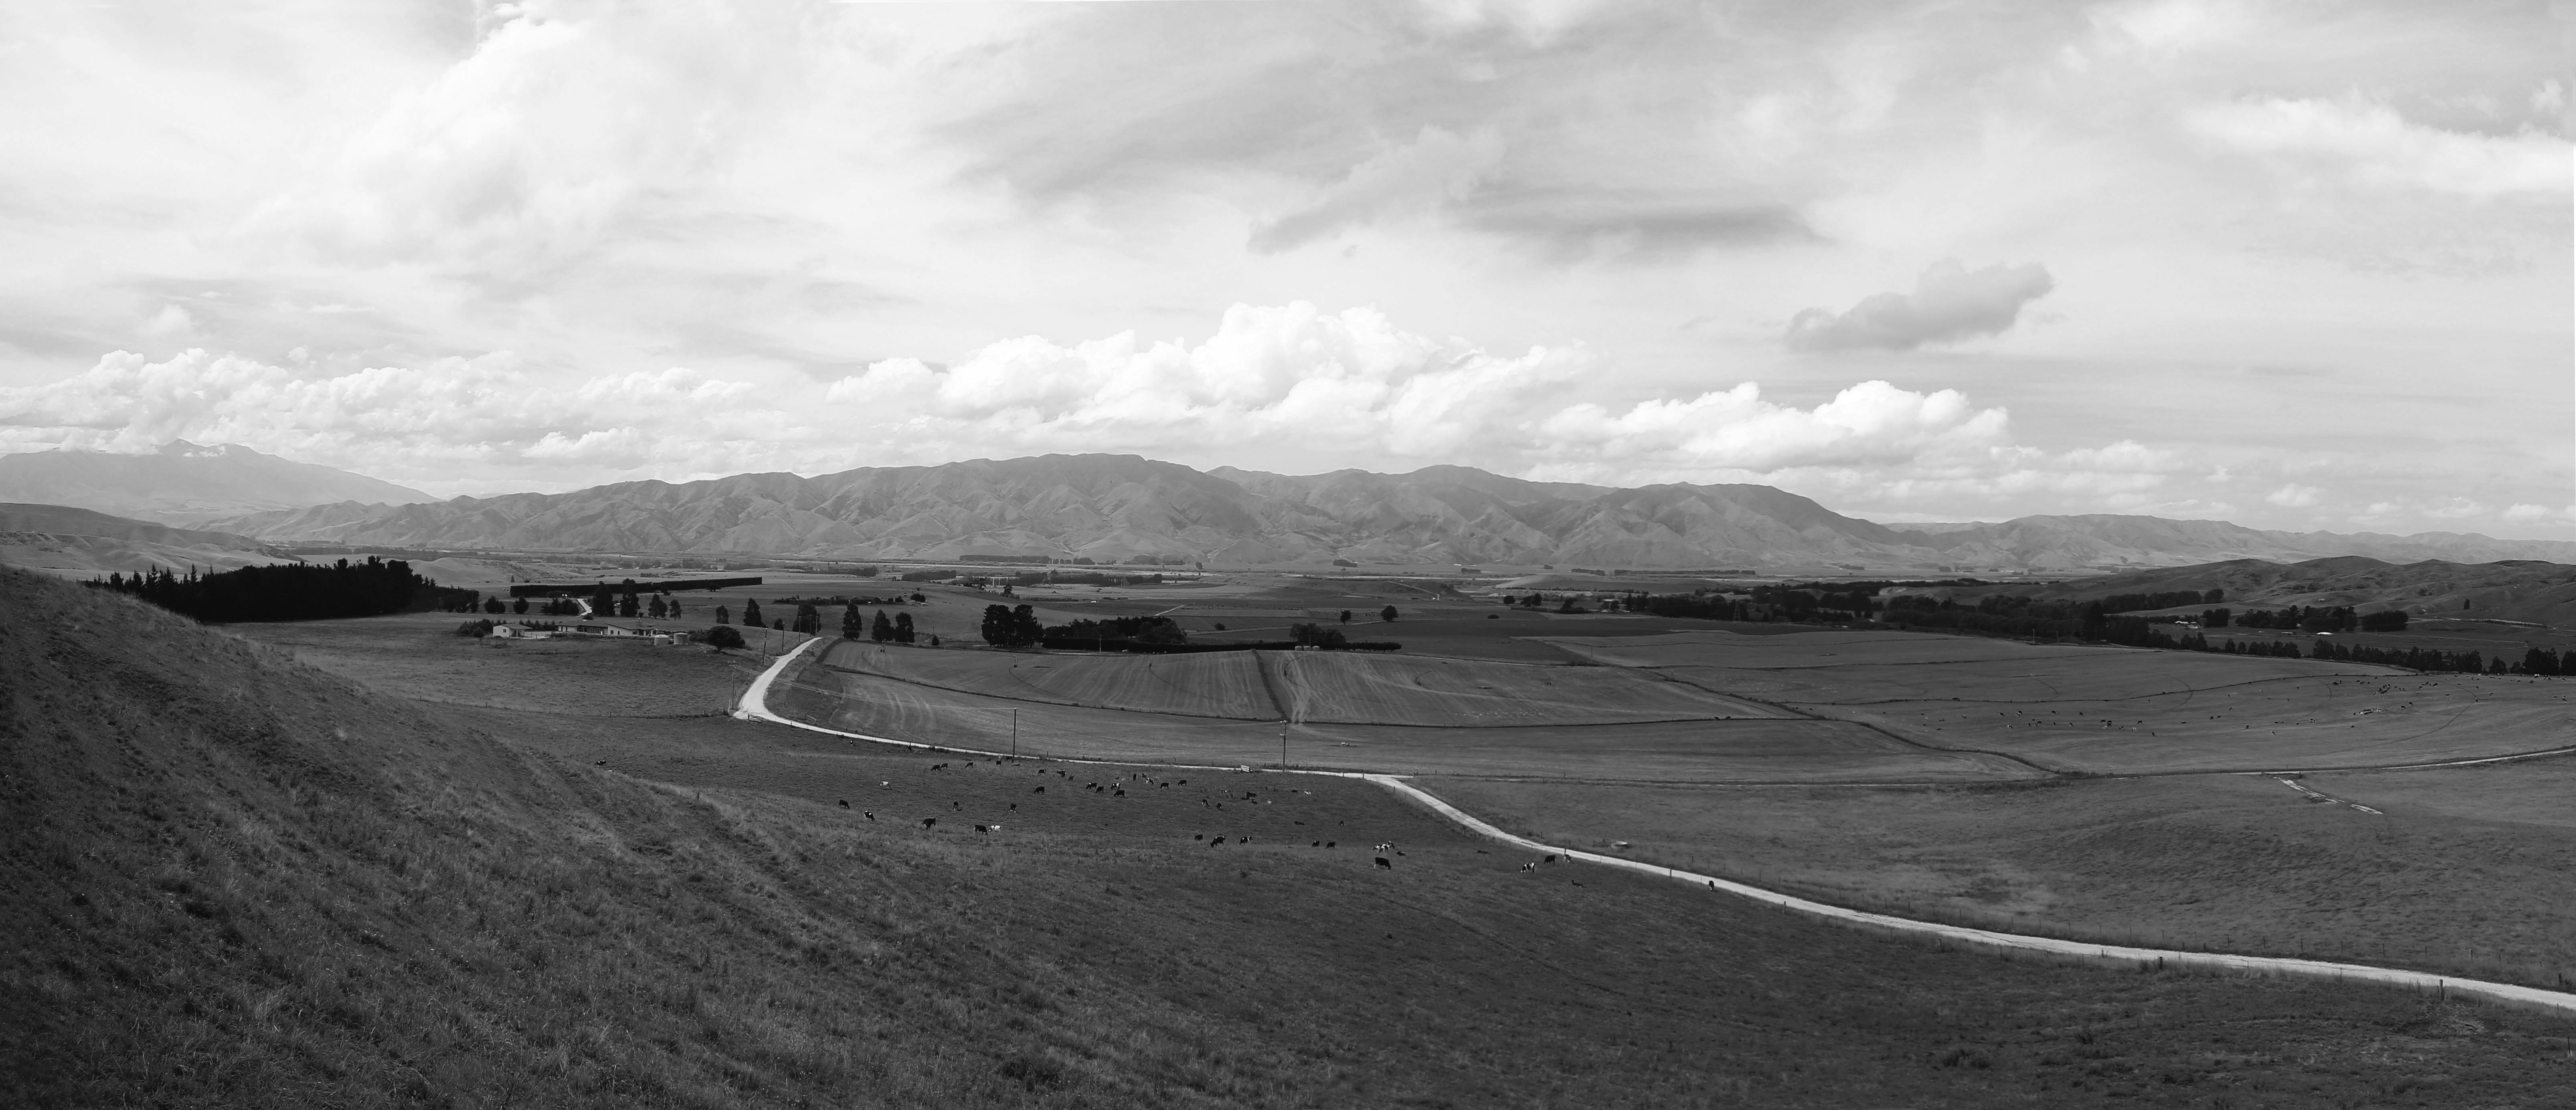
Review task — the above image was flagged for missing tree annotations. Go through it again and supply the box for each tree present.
[714,605,730,625]
[2203,588,2225,604]
[842,603,863,640]
[667,598,683,619]
[895,612,915,643]
[703,624,745,652]
[1379,605,1398,623]
[1012,604,1040,646]
[1339,609,1353,624]
[590,586,616,617]
[772,618,785,630]
[2359,610,2408,633]
[512,596,529,615]
[872,610,895,642]
[981,604,1014,646]
[742,598,764,628]
[793,602,821,635]
[2200,607,2231,629]
[2523,647,2560,676]
[483,595,505,614]
[1290,622,1324,646]
[647,595,665,619]
[910,592,926,603]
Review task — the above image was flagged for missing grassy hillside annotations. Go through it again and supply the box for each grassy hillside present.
[1426,770,2576,992]
[11,568,2576,1107]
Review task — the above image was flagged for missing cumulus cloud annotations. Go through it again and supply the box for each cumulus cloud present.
[823,303,2199,513]
[2265,483,2322,508]
[1532,381,2008,472]
[826,302,1586,461]
[0,349,790,494]
[1783,260,2056,351]
[2186,95,2572,199]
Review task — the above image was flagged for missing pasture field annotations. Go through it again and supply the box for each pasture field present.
[1818,673,2574,774]
[1548,629,2170,670]
[1540,628,2571,774]
[768,659,2044,783]
[233,611,776,718]
[1261,650,1788,725]
[31,569,2576,1107]
[820,640,1283,719]
[1420,760,2576,991]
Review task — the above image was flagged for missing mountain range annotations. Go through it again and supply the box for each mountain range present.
[96,451,2562,572]
[0,441,432,527]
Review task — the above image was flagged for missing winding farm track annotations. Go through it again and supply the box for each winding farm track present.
[734,638,2576,1018]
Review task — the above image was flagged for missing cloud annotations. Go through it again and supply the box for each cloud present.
[1532,380,2009,472]
[2265,483,2322,508]
[1784,260,2056,351]
[1249,127,1507,252]
[0,349,789,494]
[236,2,798,269]
[824,303,2192,512]
[825,302,1588,461]
[2186,95,2572,199]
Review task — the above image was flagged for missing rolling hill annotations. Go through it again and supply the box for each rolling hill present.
[11,448,2538,571]
[0,502,287,577]
[0,440,433,526]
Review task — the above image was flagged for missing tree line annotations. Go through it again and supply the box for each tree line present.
[89,558,476,623]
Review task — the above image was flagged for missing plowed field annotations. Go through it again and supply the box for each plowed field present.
[819,642,1789,727]
[820,641,1279,719]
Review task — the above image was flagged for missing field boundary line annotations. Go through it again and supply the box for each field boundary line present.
[735,640,2576,1018]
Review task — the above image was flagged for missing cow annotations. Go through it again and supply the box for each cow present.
[864,811,875,822]
[973,824,990,833]
[837,799,849,808]
[919,817,937,829]
[1374,857,1392,870]
[1325,841,1335,848]
[1033,786,1045,794]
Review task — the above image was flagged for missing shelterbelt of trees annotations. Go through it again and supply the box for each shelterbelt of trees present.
[970,606,1396,653]
[87,557,476,622]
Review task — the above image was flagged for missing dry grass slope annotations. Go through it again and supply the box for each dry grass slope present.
[10,567,2576,1108]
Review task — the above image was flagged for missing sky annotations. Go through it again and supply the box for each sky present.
[0,0,2566,535]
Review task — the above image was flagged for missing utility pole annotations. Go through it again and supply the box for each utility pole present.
[1012,708,1019,759]
[1279,727,1287,771]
